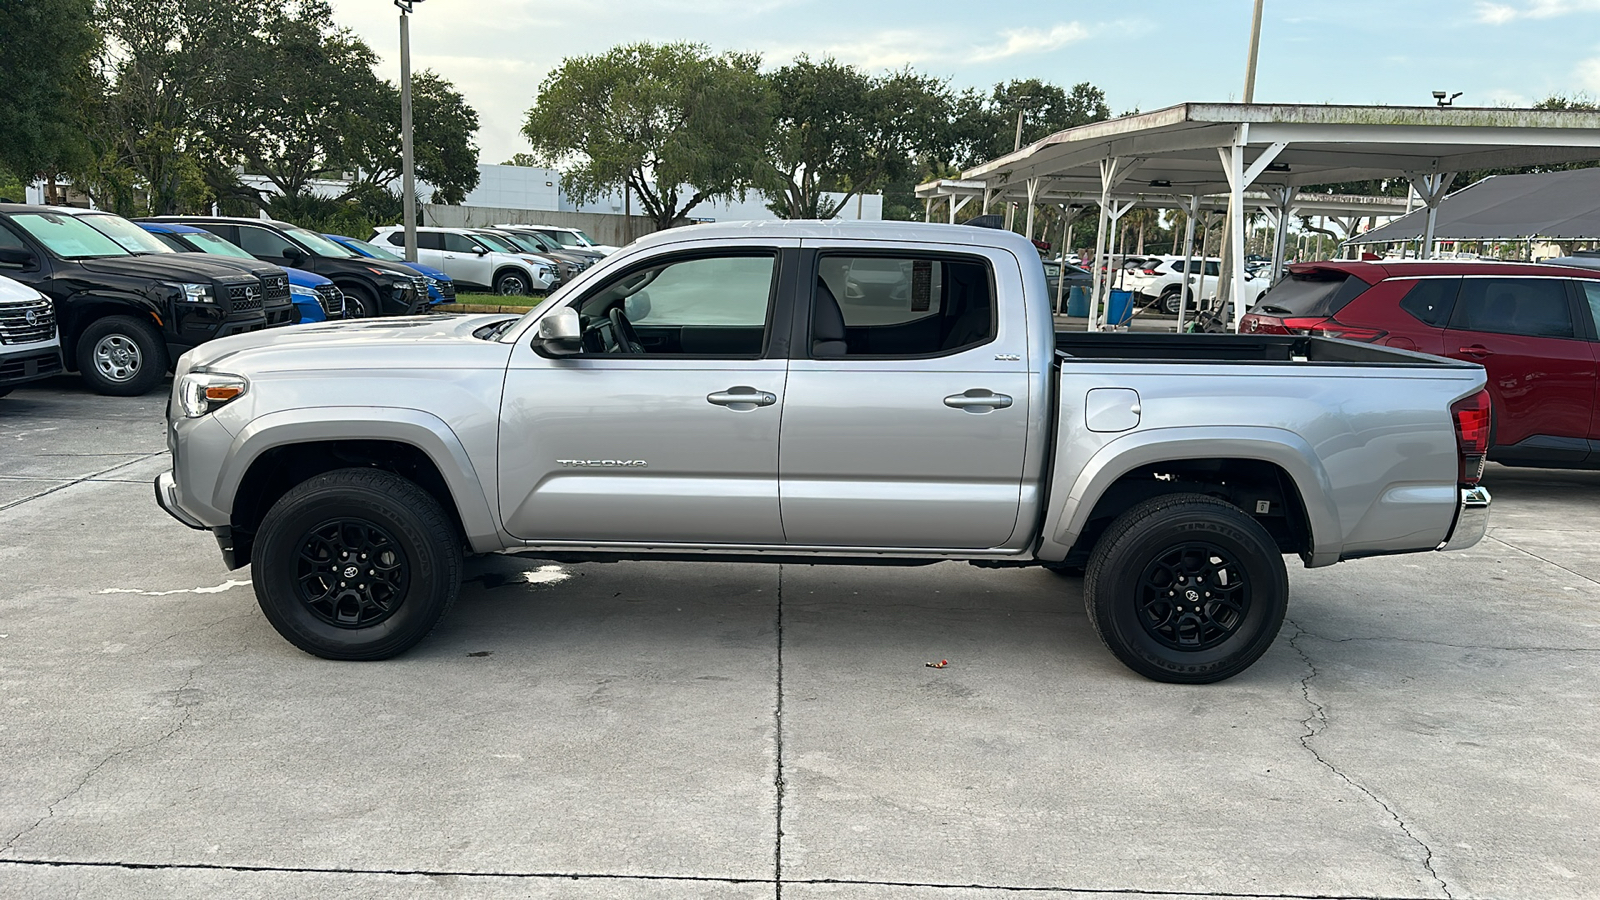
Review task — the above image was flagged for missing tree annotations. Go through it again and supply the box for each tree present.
[0,0,99,189]
[951,79,1111,168]
[502,153,539,167]
[342,70,481,204]
[522,42,770,229]
[760,58,952,220]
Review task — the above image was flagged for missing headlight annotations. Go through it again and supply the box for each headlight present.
[289,284,318,300]
[425,276,440,287]
[168,282,215,303]
[178,371,248,418]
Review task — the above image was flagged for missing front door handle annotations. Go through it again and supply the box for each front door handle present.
[708,386,777,410]
[944,390,1014,411]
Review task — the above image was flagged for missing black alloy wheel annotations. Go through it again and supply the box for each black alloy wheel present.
[342,286,375,319]
[1084,492,1287,683]
[495,271,529,296]
[253,468,461,660]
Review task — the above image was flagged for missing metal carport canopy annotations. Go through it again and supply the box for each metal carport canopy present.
[1348,167,1600,244]
[958,102,1600,329]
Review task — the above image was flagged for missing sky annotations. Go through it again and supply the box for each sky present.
[327,0,1600,167]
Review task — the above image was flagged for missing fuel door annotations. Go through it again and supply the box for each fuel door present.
[1085,388,1141,433]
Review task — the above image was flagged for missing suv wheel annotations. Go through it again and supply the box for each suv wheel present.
[495,271,529,296]
[1160,287,1184,315]
[342,286,375,319]
[252,468,462,660]
[1084,493,1288,684]
[76,315,169,396]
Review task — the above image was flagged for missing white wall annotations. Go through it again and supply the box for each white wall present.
[460,164,564,211]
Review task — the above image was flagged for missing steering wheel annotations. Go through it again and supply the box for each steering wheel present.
[607,307,645,354]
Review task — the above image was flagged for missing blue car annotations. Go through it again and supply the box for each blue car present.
[139,222,344,323]
[323,234,455,306]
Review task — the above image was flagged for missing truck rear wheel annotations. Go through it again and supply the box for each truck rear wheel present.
[76,315,168,396]
[1083,493,1287,684]
[252,468,462,660]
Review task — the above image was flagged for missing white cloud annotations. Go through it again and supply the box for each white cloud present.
[1474,0,1600,23]
[1579,57,1600,92]
[971,23,1090,62]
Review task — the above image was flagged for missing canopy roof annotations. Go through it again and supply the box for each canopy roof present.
[1349,167,1600,244]
[961,102,1600,195]
[914,178,1410,218]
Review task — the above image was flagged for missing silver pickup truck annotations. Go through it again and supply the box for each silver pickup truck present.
[156,222,1492,683]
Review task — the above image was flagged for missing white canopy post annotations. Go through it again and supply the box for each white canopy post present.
[1101,199,1136,330]
[1086,157,1142,331]
[1054,203,1082,314]
[1405,171,1457,259]
[1269,185,1299,277]
[1175,193,1200,333]
[948,194,972,225]
[1023,178,1042,241]
[1218,134,1288,331]
[982,187,994,216]
[923,197,932,223]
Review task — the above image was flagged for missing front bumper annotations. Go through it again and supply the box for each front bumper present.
[1439,486,1491,551]
[155,471,206,530]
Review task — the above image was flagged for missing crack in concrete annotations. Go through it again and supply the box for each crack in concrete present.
[773,563,786,899]
[1485,535,1600,588]
[1292,629,1599,654]
[0,665,201,856]
[0,452,165,513]
[1285,621,1452,900]
[0,858,1447,898]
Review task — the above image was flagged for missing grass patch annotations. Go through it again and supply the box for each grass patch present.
[449,293,548,313]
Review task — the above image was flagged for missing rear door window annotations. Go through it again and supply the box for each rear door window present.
[1449,278,1575,338]
[1254,272,1367,317]
[1578,281,1600,338]
[236,225,298,259]
[1398,278,1461,327]
[811,254,994,357]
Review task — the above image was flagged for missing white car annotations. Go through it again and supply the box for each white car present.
[1136,257,1269,314]
[372,226,556,296]
[524,225,620,256]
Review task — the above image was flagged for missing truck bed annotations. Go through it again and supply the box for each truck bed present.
[1054,332,1477,367]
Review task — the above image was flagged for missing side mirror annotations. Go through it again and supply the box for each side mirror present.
[283,245,306,265]
[474,246,489,256]
[0,247,37,268]
[533,307,582,357]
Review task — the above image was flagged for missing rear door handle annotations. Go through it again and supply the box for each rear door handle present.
[708,386,777,409]
[1459,345,1493,358]
[944,390,1013,411]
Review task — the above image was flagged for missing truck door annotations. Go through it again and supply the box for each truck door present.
[779,245,1031,549]
[498,244,797,545]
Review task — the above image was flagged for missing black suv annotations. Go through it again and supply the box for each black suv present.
[143,216,426,318]
[0,204,270,395]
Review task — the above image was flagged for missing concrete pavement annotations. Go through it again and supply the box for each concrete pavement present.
[2,375,1597,899]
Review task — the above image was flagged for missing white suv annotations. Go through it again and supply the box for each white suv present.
[0,274,62,397]
[1136,257,1269,314]
[372,226,556,296]
[525,225,620,256]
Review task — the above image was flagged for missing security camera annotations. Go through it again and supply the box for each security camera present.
[1432,91,1447,100]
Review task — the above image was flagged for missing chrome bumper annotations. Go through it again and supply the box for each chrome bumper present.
[1440,486,1491,551]
[155,471,206,530]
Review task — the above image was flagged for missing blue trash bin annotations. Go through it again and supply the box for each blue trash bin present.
[1066,285,1089,317]
[1107,289,1135,326]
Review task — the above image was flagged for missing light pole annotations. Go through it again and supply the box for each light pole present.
[396,0,425,263]
[1243,0,1264,103]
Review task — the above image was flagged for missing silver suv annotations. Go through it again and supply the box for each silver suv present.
[372,226,555,296]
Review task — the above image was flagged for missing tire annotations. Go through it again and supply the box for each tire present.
[1159,287,1183,315]
[494,270,530,296]
[342,285,375,319]
[252,468,462,661]
[1083,493,1287,684]
[76,315,169,396]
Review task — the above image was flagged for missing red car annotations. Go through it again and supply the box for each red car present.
[1241,260,1600,469]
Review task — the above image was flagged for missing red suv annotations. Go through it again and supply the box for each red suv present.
[1241,260,1600,469]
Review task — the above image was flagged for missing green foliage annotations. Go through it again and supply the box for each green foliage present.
[501,153,539,167]
[0,165,26,203]
[0,0,99,182]
[522,42,771,229]
[950,79,1111,168]
[761,58,953,220]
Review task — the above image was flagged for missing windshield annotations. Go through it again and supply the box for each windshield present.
[574,230,599,246]
[339,236,403,262]
[497,233,544,254]
[515,231,557,251]
[544,230,583,248]
[185,231,257,260]
[12,213,130,259]
[81,214,175,254]
[474,232,521,253]
[282,224,358,258]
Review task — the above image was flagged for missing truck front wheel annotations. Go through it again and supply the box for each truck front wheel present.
[76,315,168,396]
[252,468,462,660]
[1083,493,1287,684]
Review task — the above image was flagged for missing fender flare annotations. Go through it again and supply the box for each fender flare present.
[211,406,503,552]
[59,291,164,345]
[1039,425,1344,567]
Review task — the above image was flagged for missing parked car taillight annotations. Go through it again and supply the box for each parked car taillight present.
[1245,315,1384,342]
[1450,389,1491,486]
[1141,267,1159,275]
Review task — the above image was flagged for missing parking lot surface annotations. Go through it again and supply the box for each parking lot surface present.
[2,375,1598,900]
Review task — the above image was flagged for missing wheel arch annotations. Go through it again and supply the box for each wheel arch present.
[59,293,164,365]
[492,264,533,288]
[215,408,503,562]
[1040,427,1342,568]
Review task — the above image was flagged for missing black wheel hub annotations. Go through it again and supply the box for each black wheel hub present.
[295,519,409,628]
[1136,542,1250,651]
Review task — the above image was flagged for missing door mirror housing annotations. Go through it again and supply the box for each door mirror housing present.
[0,247,37,269]
[283,245,307,265]
[474,246,489,256]
[533,307,582,357]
